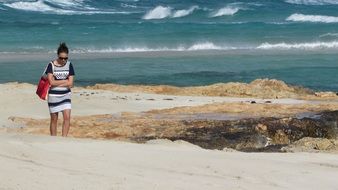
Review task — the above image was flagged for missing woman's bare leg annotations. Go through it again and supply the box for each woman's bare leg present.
[62,109,71,137]
[50,112,58,136]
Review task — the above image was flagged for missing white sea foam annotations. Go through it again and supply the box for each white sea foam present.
[210,6,240,17]
[8,40,338,54]
[4,0,54,12]
[187,42,224,50]
[319,33,338,38]
[266,21,290,25]
[247,2,264,6]
[49,0,96,11]
[3,0,133,15]
[172,6,198,18]
[3,0,84,11]
[257,41,338,50]
[121,3,137,8]
[71,41,338,53]
[72,42,235,53]
[72,47,184,53]
[286,13,338,23]
[285,0,338,5]
[142,6,172,20]
[142,5,199,20]
[45,0,88,8]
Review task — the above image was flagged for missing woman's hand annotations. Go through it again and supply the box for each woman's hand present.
[47,74,74,88]
[57,76,74,88]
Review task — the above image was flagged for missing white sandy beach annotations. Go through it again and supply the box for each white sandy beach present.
[1,82,338,190]
[1,132,338,190]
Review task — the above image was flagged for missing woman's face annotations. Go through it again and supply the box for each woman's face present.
[58,52,68,64]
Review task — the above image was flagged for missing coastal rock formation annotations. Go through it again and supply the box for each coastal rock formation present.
[147,102,338,118]
[282,137,338,153]
[3,79,338,100]
[167,112,338,151]
[86,78,316,99]
[8,110,338,152]
[315,91,338,98]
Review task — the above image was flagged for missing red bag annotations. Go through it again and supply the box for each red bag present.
[36,62,53,100]
[36,76,50,100]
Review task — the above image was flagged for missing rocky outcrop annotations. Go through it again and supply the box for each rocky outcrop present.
[282,137,338,153]
[8,109,338,152]
[4,79,338,100]
[86,78,317,99]
[315,92,338,98]
[165,112,338,151]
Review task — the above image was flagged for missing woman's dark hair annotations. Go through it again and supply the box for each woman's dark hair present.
[57,42,69,54]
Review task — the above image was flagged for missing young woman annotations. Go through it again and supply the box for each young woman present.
[46,43,75,137]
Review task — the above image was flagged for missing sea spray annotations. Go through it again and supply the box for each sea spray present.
[172,6,198,18]
[143,6,172,20]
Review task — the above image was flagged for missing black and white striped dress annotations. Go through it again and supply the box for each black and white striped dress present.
[45,61,75,113]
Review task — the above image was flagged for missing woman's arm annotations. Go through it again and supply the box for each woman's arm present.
[47,73,69,87]
[57,76,74,88]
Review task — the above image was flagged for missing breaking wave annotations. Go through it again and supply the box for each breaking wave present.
[210,6,240,17]
[3,0,133,15]
[172,6,199,18]
[142,5,198,20]
[72,42,233,53]
[62,40,338,53]
[285,0,338,5]
[257,41,338,50]
[142,6,172,20]
[286,13,338,23]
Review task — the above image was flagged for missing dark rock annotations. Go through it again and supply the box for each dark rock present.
[134,111,338,152]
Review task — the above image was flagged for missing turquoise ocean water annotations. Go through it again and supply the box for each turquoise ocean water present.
[0,0,338,91]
